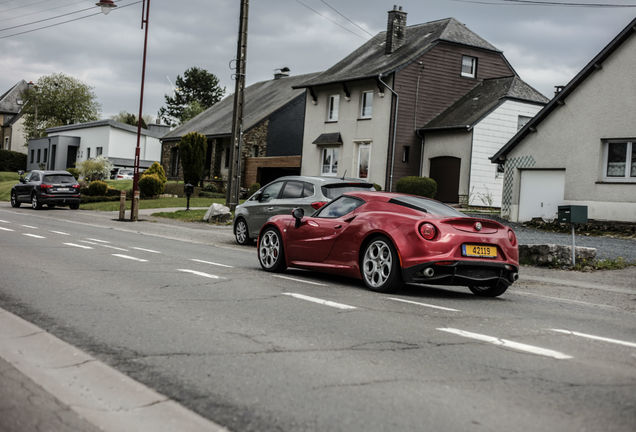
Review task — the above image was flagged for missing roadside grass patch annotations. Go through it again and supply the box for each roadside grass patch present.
[0,171,20,201]
[573,257,635,271]
[80,197,224,211]
[151,209,211,223]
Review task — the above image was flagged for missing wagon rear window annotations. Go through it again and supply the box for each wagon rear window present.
[42,175,76,184]
[389,196,466,217]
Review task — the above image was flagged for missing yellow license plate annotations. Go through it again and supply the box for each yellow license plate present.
[462,244,497,258]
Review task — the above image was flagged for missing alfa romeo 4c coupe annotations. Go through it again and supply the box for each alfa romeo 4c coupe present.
[257,192,519,297]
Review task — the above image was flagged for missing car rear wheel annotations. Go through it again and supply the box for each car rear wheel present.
[361,236,401,293]
[10,191,20,208]
[258,227,286,272]
[469,282,509,297]
[234,218,251,245]
[70,203,80,210]
[31,193,42,210]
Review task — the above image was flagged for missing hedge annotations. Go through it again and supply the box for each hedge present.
[395,176,437,198]
[0,149,27,171]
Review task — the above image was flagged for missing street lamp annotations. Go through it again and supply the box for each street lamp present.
[98,0,150,221]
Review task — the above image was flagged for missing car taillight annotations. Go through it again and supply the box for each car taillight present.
[508,229,517,246]
[419,222,437,240]
[72,184,80,189]
[311,201,327,210]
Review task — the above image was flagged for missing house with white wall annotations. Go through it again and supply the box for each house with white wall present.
[0,80,29,154]
[418,76,547,206]
[26,119,168,171]
[491,17,636,223]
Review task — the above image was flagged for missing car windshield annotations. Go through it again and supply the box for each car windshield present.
[321,183,373,199]
[389,196,466,217]
[42,175,76,184]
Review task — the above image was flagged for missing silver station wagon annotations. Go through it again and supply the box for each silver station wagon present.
[233,176,375,245]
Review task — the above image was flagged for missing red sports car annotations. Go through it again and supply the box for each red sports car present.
[257,192,519,297]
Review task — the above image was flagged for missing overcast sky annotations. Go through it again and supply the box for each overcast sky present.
[1,0,633,121]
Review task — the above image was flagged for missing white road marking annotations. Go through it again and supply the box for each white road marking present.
[283,292,357,310]
[86,238,110,243]
[49,230,70,236]
[112,254,148,263]
[100,244,129,252]
[21,224,38,229]
[190,259,234,268]
[387,297,461,312]
[514,292,617,310]
[0,219,9,223]
[437,328,573,360]
[177,269,222,279]
[131,247,161,254]
[64,243,93,249]
[550,329,636,349]
[80,240,99,245]
[273,274,328,287]
[0,226,14,232]
[22,233,45,239]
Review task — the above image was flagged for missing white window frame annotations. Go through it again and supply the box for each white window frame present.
[327,94,339,122]
[355,142,371,179]
[3,137,8,149]
[360,91,373,119]
[603,140,635,182]
[461,55,477,78]
[321,147,338,176]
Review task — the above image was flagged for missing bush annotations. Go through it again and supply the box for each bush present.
[143,161,167,184]
[248,183,260,197]
[138,174,164,198]
[395,176,437,198]
[77,155,113,181]
[87,180,108,196]
[202,182,218,193]
[373,183,382,191]
[179,132,207,185]
[0,149,27,171]
[66,168,80,179]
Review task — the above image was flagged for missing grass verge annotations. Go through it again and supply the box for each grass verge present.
[80,197,226,211]
[0,171,20,201]
[151,209,211,223]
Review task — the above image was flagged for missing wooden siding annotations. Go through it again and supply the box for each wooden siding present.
[389,42,515,190]
[244,155,301,186]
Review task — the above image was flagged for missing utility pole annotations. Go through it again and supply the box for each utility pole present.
[226,0,249,210]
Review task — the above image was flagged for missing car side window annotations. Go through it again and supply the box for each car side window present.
[30,173,40,182]
[315,196,363,218]
[280,181,304,199]
[302,182,315,197]
[260,181,283,203]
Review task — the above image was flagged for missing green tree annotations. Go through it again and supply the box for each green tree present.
[179,132,207,185]
[158,67,225,126]
[21,73,100,139]
[111,111,149,129]
[143,161,167,184]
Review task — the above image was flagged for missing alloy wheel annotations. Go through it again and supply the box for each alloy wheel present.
[362,239,393,288]
[259,229,281,269]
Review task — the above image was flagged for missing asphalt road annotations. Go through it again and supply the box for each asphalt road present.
[0,204,634,432]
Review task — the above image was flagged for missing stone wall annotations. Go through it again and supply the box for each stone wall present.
[519,244,596,267]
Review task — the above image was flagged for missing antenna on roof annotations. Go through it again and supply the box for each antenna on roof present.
[342,170,347,180]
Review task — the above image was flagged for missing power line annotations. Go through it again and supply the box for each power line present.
[0,1,142,40]
[3,0,89,23]
[449,0,636,6]
[292,0,368,39]
[318,0,374,37]
[0,5,97,32]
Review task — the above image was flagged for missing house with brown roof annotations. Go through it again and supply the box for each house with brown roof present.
[491,17,636,222]
[295,6,547,200]
[161,69,320,187]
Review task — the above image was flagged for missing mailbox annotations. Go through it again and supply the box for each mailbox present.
[184,183,194,197]
[558,205,588,224]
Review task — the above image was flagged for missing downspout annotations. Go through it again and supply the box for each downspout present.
[377,73,398,191]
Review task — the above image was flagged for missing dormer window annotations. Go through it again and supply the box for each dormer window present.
[327,94,339,122]
[461,55,477,78]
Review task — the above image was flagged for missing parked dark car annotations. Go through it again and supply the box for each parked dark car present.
[233,176,375,245]
[11,170,81,210]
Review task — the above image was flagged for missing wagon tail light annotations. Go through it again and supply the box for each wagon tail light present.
[39,184,53,191]
[419,222,437,240]
[311,201,327,210]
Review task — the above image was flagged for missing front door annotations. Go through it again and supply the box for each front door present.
[429,156,460,203]
[66,146,78,169]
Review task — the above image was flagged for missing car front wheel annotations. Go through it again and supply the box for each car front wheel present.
[234,218,251,245]
[361,236,402,293]
[31,193,42,210]
[10,191,20,208]
[258,227,286,272]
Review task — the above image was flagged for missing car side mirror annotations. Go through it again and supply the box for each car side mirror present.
[259,193,269,202]
[292,207,304,228]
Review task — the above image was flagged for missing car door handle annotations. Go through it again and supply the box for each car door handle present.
[267,207,275,211]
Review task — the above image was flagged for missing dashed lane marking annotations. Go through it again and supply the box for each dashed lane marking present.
[112,254,148,263]
[100,244,128,252]
[21,224,38,229]
[86,238,110,243]
[437,328,573,360]
[177,269,222,279]
[49,230,70,236]
[273,274,328,287]
[387,297,461,312]
[190,259,234,268]
[80,240,99,245]
[550,329,636,348]
[23,233,45,239]
[283,292,357,310]
[0,219,9,223]
[64,243,93,249]
[0,226,14,232]
[131,247,161,254]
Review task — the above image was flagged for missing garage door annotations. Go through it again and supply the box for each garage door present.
[518,170,565,222]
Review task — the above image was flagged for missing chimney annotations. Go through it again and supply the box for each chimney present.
[385,5,407,55]
[274,66,290,80]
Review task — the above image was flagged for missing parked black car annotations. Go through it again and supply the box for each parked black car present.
[11,170,81,210]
